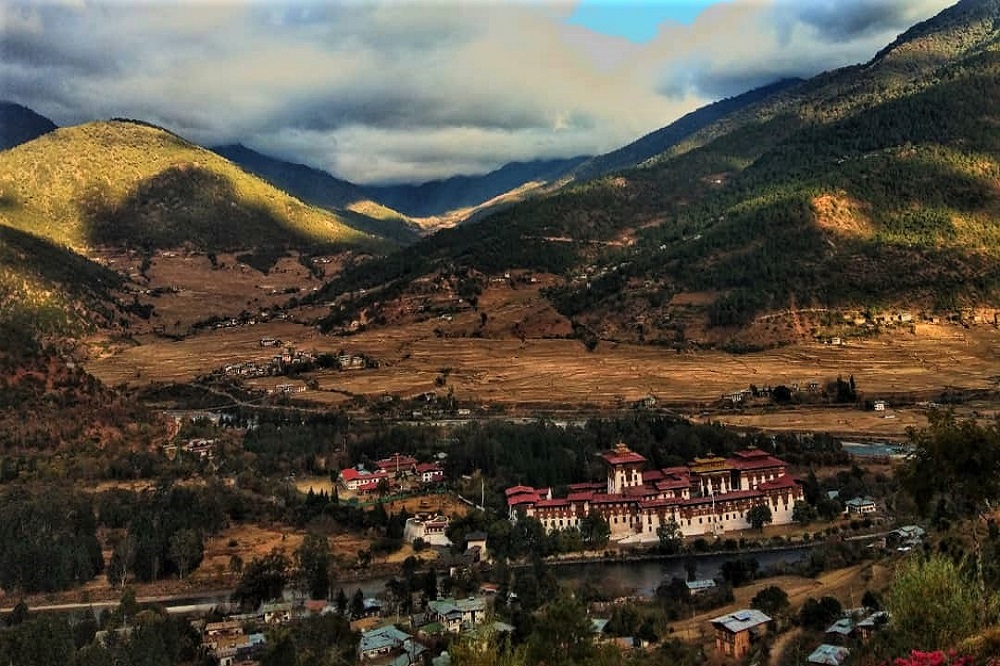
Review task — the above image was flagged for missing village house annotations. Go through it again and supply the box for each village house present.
[201,621,266,666]
[376,453,419,477]
[855,611,889,641]
[416,462,445,485]
[685,579,717,596]
[807,644,851,666]
[709,609,771,659]
[358,625,422,663]
[824,618,855,645]
[426,597,488,633]
[845,496,878,515]
[506,444,803,541]
[465,532,488,561]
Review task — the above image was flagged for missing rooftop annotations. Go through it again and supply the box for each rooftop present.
[709,609,771,633]
[358,625,413,654]
[856,611,889,629]
[825,618,854,635]
[807,644,851,665]
[600,442,647,466]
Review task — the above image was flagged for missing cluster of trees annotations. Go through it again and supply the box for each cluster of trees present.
[0,600,211,666]
[102,486,226,585]
[0,489,103,593]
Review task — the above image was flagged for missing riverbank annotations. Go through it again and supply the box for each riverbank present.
[531,541,817,569]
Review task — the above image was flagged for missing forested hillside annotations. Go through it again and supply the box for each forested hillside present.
[310,0,1000,346]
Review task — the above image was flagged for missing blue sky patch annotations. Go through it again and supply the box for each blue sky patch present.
[565,0,724,42]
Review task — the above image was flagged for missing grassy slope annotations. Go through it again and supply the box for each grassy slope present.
[0,225,126,339]
[0,121,374,253]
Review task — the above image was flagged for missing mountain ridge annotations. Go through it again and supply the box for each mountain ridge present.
[0,101,57,151]
[211,143,421,245]
[308,0,1000,350]
[0,120,376,254]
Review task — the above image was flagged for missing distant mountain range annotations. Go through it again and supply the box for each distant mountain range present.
[0,102,56,150]
[215,80,802,226]
[360,156,590,218]
[211,144,421,245]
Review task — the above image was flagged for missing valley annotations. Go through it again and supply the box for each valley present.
[1,2,999,665]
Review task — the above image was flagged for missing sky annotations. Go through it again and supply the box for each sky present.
[1,0,955,185]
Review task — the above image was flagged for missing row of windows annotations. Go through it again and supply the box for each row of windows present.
[538,501,791,530]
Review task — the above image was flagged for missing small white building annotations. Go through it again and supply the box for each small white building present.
[845,497,878,515]
[403,514,452,547]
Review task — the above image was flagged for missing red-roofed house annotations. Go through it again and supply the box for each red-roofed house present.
[416,462,445,485]
[376,453,418,476]
[339,468,392,493]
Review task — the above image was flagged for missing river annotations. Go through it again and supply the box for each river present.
[344,546,812,599]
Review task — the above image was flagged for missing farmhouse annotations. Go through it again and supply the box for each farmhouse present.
[709,609,771,659]
[807,644,851,666]
[845,496,878,515]
[358,625,422,662]
[376,453,419,476]
[505,444,803,541]
[426,597,488,633]
[416,462,445,484]
[339,468,393,493]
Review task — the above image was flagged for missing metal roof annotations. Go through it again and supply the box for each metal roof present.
[825,618,854,635]
[359,625,412,654]
[807,644,850,665]
[709,609,771,633]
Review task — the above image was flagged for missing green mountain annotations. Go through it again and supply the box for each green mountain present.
[0,101,57,150]
[567,78,803,183]
[0,120,377,254]
[312,0,1000,346]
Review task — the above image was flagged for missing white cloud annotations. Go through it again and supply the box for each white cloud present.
[1,0,954,183]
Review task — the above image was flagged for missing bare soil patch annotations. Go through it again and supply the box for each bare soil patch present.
[670,560,895,650]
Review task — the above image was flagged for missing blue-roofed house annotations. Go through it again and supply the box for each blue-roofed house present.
[824,617,855,644]
[856,611,890,641]
[427,597,488,633]
[807,644,850,665]
[709,609,772,659]
[358,625,416,661]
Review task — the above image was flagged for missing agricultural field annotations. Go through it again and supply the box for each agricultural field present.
[87,315,1000,417]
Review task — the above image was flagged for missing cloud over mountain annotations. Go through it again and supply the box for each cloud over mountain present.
[1,0,952,183]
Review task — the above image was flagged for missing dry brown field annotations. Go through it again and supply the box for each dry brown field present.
[87,318,1000,416]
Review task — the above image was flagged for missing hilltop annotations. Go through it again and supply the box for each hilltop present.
[0,120,377,255]
[310,0,1000,350]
